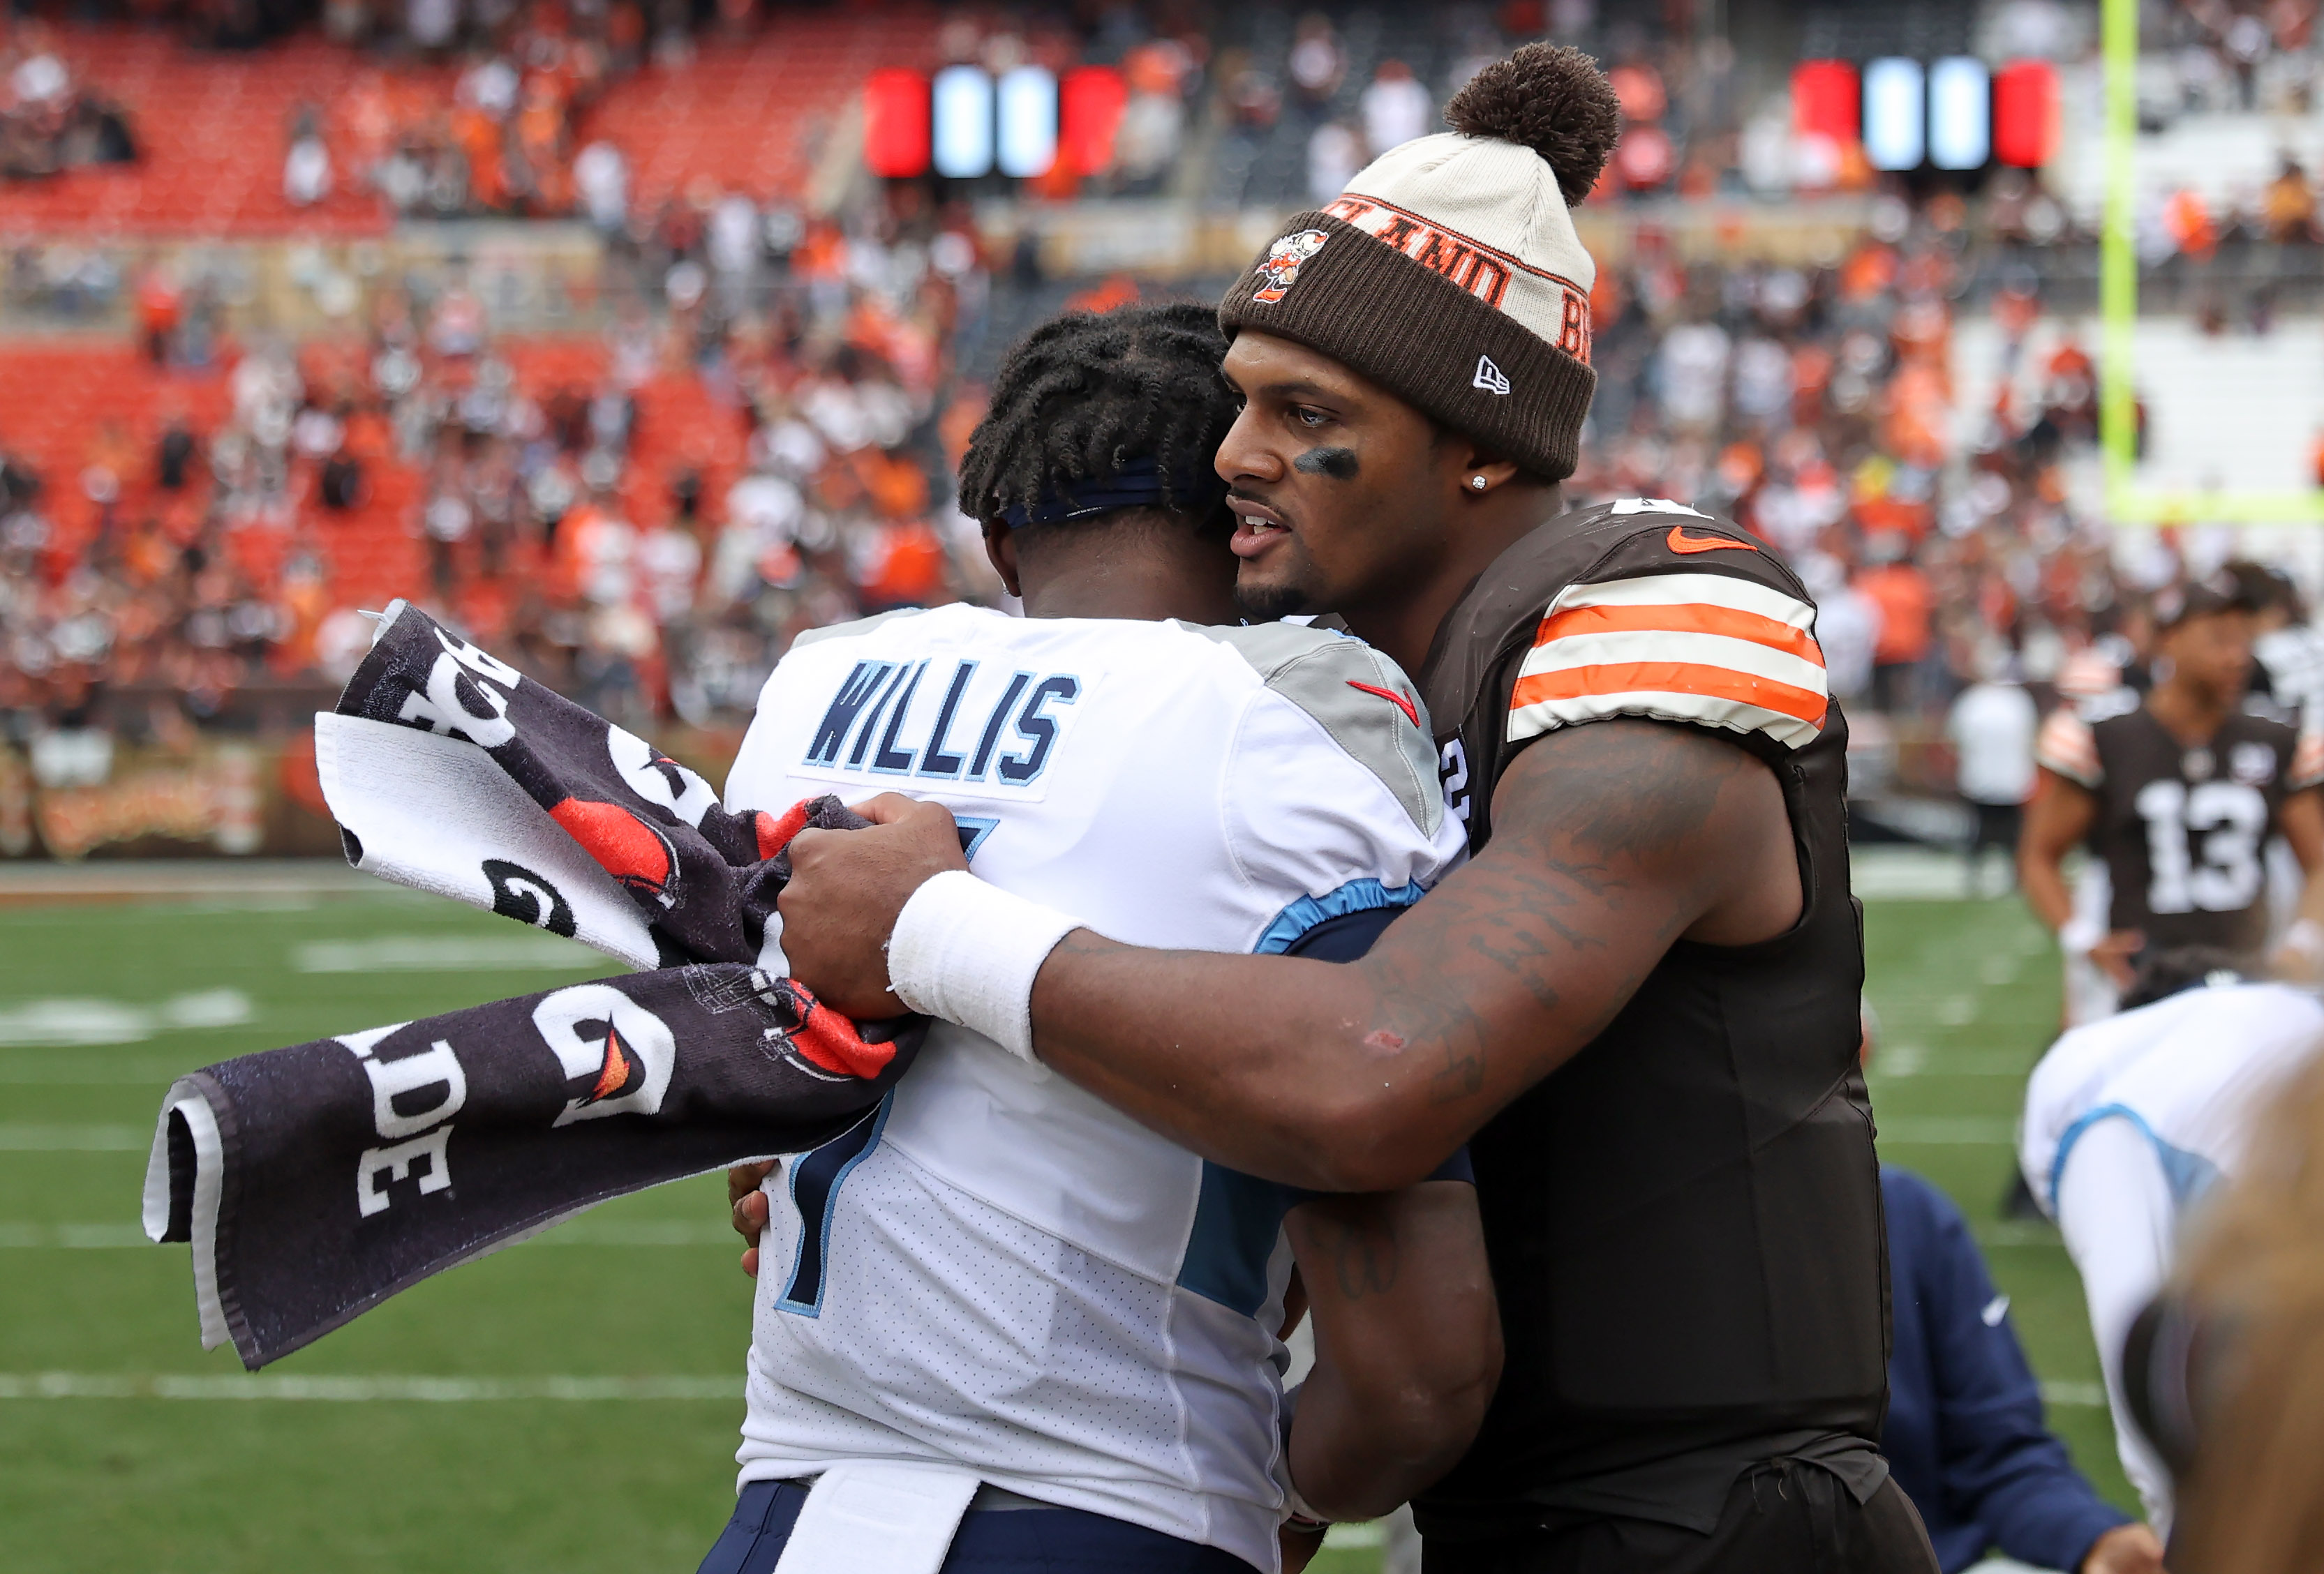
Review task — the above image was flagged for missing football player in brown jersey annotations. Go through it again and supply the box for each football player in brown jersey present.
[2021,573,2324,1017]
[761,45,1933,1574]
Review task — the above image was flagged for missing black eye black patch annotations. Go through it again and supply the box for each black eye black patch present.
[1293,447,1360,481]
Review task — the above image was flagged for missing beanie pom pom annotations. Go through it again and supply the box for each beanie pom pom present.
[1443,43,1621,207]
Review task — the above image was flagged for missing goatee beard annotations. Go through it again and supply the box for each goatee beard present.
[1233,583,1312,623]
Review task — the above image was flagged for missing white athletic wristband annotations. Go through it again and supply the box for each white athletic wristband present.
[2059,915,2104,957]
[886,869,1081,1063]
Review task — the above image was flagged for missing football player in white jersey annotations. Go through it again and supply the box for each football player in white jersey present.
[706,306,1497,1574]
[2020,948,2324,1533]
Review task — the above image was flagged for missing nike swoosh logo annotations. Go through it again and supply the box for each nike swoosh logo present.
[1667,525,1758,555]
[1346,680,1419,728]
[1981,1294,2011,1327]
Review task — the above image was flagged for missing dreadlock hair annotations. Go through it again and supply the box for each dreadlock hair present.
[958,302,1239,539]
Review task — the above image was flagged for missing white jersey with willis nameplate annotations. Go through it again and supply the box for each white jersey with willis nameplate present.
[721,603,1466,1573]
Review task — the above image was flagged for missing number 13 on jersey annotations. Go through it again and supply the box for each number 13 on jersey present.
[2135,778,2267,914]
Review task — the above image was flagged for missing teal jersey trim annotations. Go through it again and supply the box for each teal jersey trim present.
[2048,1102,2224,1218]
[1252,877,1424,956]
[1177,1164,1310,1317]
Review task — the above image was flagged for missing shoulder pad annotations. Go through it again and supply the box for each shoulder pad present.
[2036,708,2101,788]
[2293,726,2324,792]
[1581,495,1723,525]
[1573,503,1803,589]
[1419,500,1806,742]
[1510,515,1828,753]
[787,607,932,650]
[1191,622,1443,837]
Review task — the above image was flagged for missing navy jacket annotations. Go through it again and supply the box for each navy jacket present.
[1882,1167,2131,1573]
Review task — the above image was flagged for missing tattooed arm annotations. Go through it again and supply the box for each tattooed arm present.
[777,718,1802,1190]
[1281,1180,1499,1521]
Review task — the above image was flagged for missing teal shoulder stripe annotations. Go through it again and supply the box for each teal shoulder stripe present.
[1254,877,1424,956]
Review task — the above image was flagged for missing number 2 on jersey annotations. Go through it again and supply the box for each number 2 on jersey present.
[2135,778,2267,914]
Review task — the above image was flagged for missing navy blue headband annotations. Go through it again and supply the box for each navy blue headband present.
[998,455,1228,530]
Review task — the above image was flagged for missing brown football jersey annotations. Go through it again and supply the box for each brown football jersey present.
[2036,703,2324,956]
[1409,497,1886,1538]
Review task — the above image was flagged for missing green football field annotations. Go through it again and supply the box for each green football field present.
[0,874,2133,1572]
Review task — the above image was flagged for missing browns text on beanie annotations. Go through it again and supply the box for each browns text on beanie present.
[1218,44,1620,482]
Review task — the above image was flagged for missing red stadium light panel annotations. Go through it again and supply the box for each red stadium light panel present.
[863,68,932,179]
[1994,60,2060,168]
[1059,66,1128,177]
[1792,60,1859,145]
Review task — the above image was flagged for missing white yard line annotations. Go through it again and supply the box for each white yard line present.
[0,989,255,1047]
[0,860,373,901]
[0,1125,151,1151]
[290,934,604,973]
[1975,1222,2065,1249]
[0,1065,198,1086]
[1875,1116,2019,1145]
[0,1221,736,1247]
[0,1373,740,1401]
[539,1222,738,1246]
[0,1224,152,1248]
[1849,846,1979,901]
[1870,1049,2041,1079]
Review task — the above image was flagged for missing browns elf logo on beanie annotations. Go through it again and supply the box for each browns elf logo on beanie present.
[1219,43,1621,484]
[1253,228,1329,304]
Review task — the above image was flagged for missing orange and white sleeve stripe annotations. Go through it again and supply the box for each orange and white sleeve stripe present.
[1507,572,1828,751]
[2034,709,2102,788]
[2291,724,2324,792]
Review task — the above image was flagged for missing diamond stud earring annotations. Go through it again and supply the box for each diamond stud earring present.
[1470,477,1488,490]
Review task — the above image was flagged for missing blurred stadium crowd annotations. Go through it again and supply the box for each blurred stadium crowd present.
[0,190,997,744]
[3,0,2324,835]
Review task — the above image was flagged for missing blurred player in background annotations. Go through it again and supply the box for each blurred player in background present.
[2154,1037,2324,1574]
[2236,560,2324,726]
[2020,948,2324,1537]
[1863,1012,2165,1574]
[1947,647,2039,897]
[711,305,1495,1574]
[2020,572,2324,1021]
[2036,641,2151,1038]
[1883,1158,2166,1574]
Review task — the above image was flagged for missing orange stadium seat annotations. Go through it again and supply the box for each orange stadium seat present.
[0,338,765,612]
[0,34,440,238]
[576,17,939,210]
[0,14,937,237]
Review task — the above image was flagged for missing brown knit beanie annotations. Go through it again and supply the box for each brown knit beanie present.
[1218,45,1622,482]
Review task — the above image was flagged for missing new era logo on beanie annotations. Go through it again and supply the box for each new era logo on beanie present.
[1219,44,1620,483]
